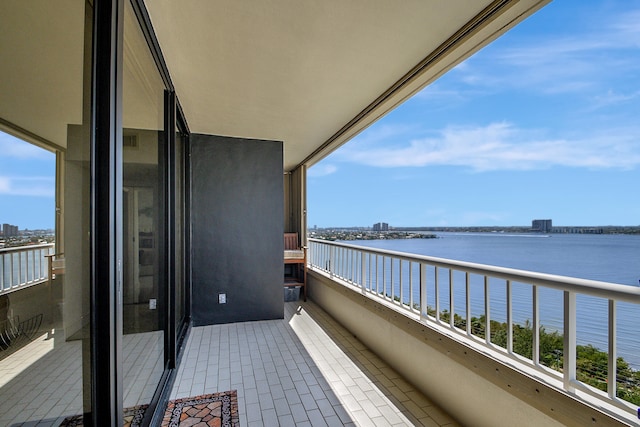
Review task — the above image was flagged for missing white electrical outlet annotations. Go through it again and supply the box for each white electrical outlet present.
[149,298,157,309]
[218,293,226,304]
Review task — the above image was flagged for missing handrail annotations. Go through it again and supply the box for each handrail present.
[309,238,640,303]
[0,243,55,295]
[307,238,640,422]
[0,243,54,253]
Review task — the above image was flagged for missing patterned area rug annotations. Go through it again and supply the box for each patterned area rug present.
[161,391,239,427]
[60,391,239,427]
[59,404,148,426]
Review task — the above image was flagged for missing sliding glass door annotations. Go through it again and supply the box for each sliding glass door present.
[0,0,94,424]
[0,0,190,423]
[122,0,169,417]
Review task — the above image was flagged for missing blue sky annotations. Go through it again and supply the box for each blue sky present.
[2,1,640,230]
[0,133,55,230]
[308,0,640,228]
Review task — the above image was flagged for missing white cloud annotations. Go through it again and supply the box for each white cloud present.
[336,122,640,171]
[611,9,640,46]
[308,163,338,177]
[444,7,640,95]
[589,90,640,110]
[0,176,55,197]
[0,177,10,193]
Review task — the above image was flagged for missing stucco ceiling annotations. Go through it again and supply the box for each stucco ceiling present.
[146,0,549,171]
[0,1,549,165]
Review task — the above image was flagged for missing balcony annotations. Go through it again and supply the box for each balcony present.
[2,240,639,425]
[1,244,54,296]
[305,239,640,426]
[171,300,458,427]
[0,249,457,426]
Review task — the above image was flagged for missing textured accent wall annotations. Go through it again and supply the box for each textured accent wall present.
[191,134,283,325]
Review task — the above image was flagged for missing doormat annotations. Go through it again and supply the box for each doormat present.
[59,404,148,426]
[161,391,239,427]
[59,390,239,427]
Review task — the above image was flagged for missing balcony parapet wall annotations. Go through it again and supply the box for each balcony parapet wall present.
[307,270,630,427]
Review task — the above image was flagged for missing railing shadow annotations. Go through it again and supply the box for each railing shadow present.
[288,300,454,426]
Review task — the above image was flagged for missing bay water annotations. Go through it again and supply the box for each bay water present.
[345,232,640,368]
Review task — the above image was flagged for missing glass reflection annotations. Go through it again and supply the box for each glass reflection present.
[122,0,166,411]
[0,0,93,423]
[175,130,186,332]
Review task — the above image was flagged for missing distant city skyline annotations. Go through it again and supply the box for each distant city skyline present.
[308,0,640,228]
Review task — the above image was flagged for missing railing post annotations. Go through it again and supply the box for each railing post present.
[391,258,395,302]
[18,250,22,285]
[400,260,404,306]
[608,299,617,399]
[506,280,513,354]
[375,254,379,295]
[465,272,471,335]
[361,251,366,294]
[1,253,5,291]
[449,269,454,329]
[353,249,357,284]
[382,256,386,299]
[563,290,576,392]
[409,261,414,310]
[368,253,372,292]
[329,244,335,279]
[434,267,440,322]
[532,285,540,366]
[484,276,491,345]
[10,252,15,290]
[420,263,426,321]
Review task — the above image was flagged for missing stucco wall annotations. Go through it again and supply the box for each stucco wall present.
[308,271,626,427]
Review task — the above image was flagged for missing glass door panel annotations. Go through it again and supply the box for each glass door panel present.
[122,0,166,412]
[0,0,93,423]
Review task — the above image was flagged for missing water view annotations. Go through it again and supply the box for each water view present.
[336,232,640,369]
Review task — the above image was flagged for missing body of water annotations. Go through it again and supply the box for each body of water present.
[344,232,640,368]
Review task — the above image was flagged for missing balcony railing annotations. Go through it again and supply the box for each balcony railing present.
[0,244,54,295]
[307,238,640,422]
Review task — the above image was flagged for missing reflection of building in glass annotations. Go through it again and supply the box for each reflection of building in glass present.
[2,223,19,237]
[531,219,552,233]
[373,222,389,232]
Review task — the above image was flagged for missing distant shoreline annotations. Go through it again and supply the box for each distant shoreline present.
[309,225,640,235]
[309,230,437,241]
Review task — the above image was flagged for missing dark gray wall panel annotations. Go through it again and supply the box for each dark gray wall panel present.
[191,134,283,325]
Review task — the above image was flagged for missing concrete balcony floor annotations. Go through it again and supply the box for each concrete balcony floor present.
[170,300,460,427]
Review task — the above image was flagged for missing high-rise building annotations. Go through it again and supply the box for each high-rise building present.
[532,219,552,233]
[373,222,389,231]
[2,223,19,237]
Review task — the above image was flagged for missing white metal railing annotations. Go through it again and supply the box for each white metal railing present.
[0,243,54,295]
[308,238,640,422]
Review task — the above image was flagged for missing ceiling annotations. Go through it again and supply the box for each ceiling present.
[0,1,549,167]
[146,0,550,171]
[0,0,85,149]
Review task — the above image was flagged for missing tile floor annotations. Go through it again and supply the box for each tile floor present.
[0,330,163,426]
[0,300,460,426]
[170,300,460,427]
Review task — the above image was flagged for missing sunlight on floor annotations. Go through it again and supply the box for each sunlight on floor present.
[0,332,53,387]
[289,305,421,425]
